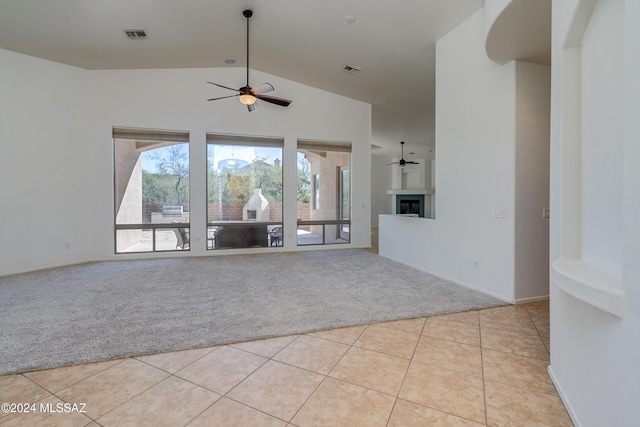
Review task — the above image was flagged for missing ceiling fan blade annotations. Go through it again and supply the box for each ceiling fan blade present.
[207,81,240,92]
[251,82,275,95]
[207,94,240,101]
[405,160,420,164]
[257,95,292,107]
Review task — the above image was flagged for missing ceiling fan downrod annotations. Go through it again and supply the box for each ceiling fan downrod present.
[243,9,252,88]
[206,8,292,110]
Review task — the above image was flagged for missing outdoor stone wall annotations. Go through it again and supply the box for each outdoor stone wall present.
[207,203,310,222]
[143,203,190,222]
[207,204,245,221]
[143,202,310,223]
[297,204,310,221]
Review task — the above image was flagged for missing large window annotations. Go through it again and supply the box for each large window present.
[207,134,283,249]
[297,140,351,245]
[113,128,190,253]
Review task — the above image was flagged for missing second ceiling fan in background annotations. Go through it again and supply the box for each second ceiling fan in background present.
[207,9,292,112]
[387,141,419,166]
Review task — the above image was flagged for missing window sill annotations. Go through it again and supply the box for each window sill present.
[551,257,625,318]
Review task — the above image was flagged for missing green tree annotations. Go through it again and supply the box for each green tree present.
[142,171,171,203]
[150,144,189,204]
[210,158,283,204]
[143,144,190,205]
[247,159,282,203]
[297,155,310,203]
[225,174,250,203]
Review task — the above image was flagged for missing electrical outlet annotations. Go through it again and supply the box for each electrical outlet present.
[493,209,505,219]
[473,259,480,269]
[543,208,550,218]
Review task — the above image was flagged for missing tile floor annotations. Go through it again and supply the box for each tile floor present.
[0,300,573,426]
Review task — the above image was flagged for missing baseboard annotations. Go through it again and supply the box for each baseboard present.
[1,260,92,279]
[548,365,582,427]
[514,295,550,304]
[378,253,512,305]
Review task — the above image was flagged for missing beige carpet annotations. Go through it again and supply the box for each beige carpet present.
[0,249,506,375]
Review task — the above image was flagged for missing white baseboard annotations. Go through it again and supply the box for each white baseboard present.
[378,253,513,304]
[548,365,581,427]
[514,295,550,304]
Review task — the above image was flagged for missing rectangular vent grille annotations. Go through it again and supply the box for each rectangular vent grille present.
[124,29,148,39]
[343,65,362,75]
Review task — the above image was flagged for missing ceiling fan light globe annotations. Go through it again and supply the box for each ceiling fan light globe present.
[239,94,256,105]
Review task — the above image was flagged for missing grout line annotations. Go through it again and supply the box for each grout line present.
[134,344,219,376]
[17,360,131,426]
[479,310,490,426]
[8,304,558,426]
[385,316,428,426]
[289,324,371,422]
[185,346,285,424]
[525,304,552,356]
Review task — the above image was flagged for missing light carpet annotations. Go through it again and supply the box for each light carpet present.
[0,249,506,375]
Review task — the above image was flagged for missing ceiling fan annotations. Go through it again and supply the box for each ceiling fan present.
[207,9,292,112]
[387,141,420,166]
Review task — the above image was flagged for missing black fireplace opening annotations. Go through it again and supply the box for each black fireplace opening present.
[400,200,420,215]
[396,195,425,217]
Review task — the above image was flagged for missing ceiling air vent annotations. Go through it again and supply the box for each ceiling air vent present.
[343,65,362,75]
[124,29,148,39]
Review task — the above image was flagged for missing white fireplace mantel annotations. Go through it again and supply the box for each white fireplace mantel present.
[387,189,434,195]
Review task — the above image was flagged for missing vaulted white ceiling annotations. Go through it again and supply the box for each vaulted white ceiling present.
[0,0,485,157]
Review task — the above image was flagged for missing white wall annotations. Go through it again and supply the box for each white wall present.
[370,154,392,227]
[514,61,551,301]
[379,8,551,304]
[549,0,640,425]
[0,52,371,276]
[0,50,91,275]
[380,9,518,302]
[579,0,623,277]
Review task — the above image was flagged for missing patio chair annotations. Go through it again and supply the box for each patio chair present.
[269,226,283,246]
[171,221,190,250]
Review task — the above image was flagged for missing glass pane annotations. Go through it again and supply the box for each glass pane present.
[158,226,190,251]
[114,137,190,253]
[116,229,152,253]
[207,139,283,250]
[297,142,351,246]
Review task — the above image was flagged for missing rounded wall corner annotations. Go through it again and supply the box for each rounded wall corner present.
[551,257,625,319]
[485,0,551,66]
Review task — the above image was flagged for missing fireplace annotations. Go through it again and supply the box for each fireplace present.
[396,195,425,217]
[243,189,270,221]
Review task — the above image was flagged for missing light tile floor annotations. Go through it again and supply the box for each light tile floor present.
[0,300,573,426]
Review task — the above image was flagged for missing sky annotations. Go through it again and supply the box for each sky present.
[141,143,297,173]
